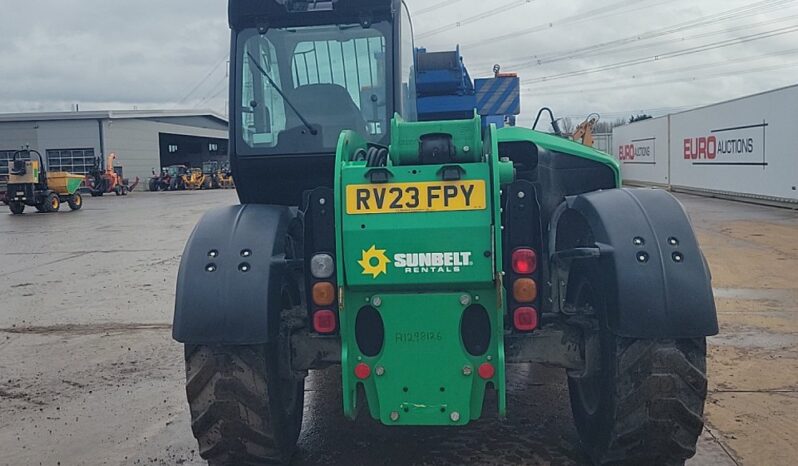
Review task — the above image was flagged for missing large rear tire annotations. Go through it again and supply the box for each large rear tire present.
[185,344,304,465]
[567,271,707,465]
[9,201,25,215]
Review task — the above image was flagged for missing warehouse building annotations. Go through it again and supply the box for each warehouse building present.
[0,110,228,193]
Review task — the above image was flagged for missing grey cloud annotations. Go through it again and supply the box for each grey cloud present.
[0,0,795,123]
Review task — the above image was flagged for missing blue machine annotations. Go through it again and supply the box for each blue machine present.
[414,46,520,127]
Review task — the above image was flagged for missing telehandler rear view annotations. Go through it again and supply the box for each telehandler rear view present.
[173,1,718,464]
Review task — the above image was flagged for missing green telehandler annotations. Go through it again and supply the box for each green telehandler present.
[173,1,718,464]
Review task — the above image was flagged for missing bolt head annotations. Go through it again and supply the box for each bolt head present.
[450,412,461,422]
[517,191,526,199]
[372,296,382,307]
[390,411,399,422]
[463,365,473,376]
[459,294,471,306]
[319,197,326,205]
[375,366,385,376]
[463,145,471,152]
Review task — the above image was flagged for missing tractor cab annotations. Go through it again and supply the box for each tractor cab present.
[202,161,219,175]
[229,0,413,204]
[166,165,188,178]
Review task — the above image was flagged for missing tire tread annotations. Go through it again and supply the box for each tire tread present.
[185,345,295,465]
[601,338,707,465]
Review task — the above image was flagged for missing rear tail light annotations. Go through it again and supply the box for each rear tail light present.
[313,310,337,334]
[310,253,335,279]
[512,278,538,303]
[478,362,495,380]
[512,248,537,274]
[312,282,336,306]
[354,362,371,380]
[513,307,538,332]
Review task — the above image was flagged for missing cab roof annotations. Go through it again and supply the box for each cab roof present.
[229,0,397,29]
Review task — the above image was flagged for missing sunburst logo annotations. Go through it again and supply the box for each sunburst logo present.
[358,245,391,278]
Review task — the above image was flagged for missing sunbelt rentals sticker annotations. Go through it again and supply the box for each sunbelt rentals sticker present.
[358,245,473,278]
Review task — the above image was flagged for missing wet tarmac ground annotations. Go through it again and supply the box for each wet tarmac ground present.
[1,190,796,465]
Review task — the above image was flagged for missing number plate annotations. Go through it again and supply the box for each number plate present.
[346,180,487,215]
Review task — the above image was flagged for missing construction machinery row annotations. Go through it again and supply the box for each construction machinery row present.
[148,161,234,191]
[4,149,144,214]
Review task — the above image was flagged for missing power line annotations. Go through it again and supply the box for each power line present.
[414,0,464,16]
[462,0,666,49]
[521,24,798,84]
[534,0,795,66]
[416,0,538,40]
[542,11,798,67]
[525,45,798,95]
[179,55,229,104]
[193,75,228,108]
[467,0,795,71]
[522,60,798,97]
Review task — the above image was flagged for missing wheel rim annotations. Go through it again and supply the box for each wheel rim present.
[51,197,59,209]
[573,279,601,416]
[74,195,81,206]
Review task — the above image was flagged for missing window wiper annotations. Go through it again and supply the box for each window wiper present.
[246,51,318,136]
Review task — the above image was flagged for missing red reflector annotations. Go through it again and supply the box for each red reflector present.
[513,307,538,332]
[313,310,337,334]
[512,248,537,274]
[478,362,495,380]
[354,362,371,380]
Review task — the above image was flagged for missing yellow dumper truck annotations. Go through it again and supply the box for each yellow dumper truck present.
[5,149,84,215]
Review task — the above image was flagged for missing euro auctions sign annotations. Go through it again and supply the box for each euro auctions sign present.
[618,137,656,164]
[683,122,768,166]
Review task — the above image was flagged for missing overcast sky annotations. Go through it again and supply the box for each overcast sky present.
[0,0,796,125]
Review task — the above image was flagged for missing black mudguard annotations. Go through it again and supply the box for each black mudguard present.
[553,188,718,339]
[173,204,295,345]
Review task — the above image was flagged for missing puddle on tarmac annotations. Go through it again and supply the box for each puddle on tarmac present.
[710,330,798,350]
[713,287,797,303]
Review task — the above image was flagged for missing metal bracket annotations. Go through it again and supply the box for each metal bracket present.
[564,317,600,380]
[366,168,393,184]
[437,165,465,181]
